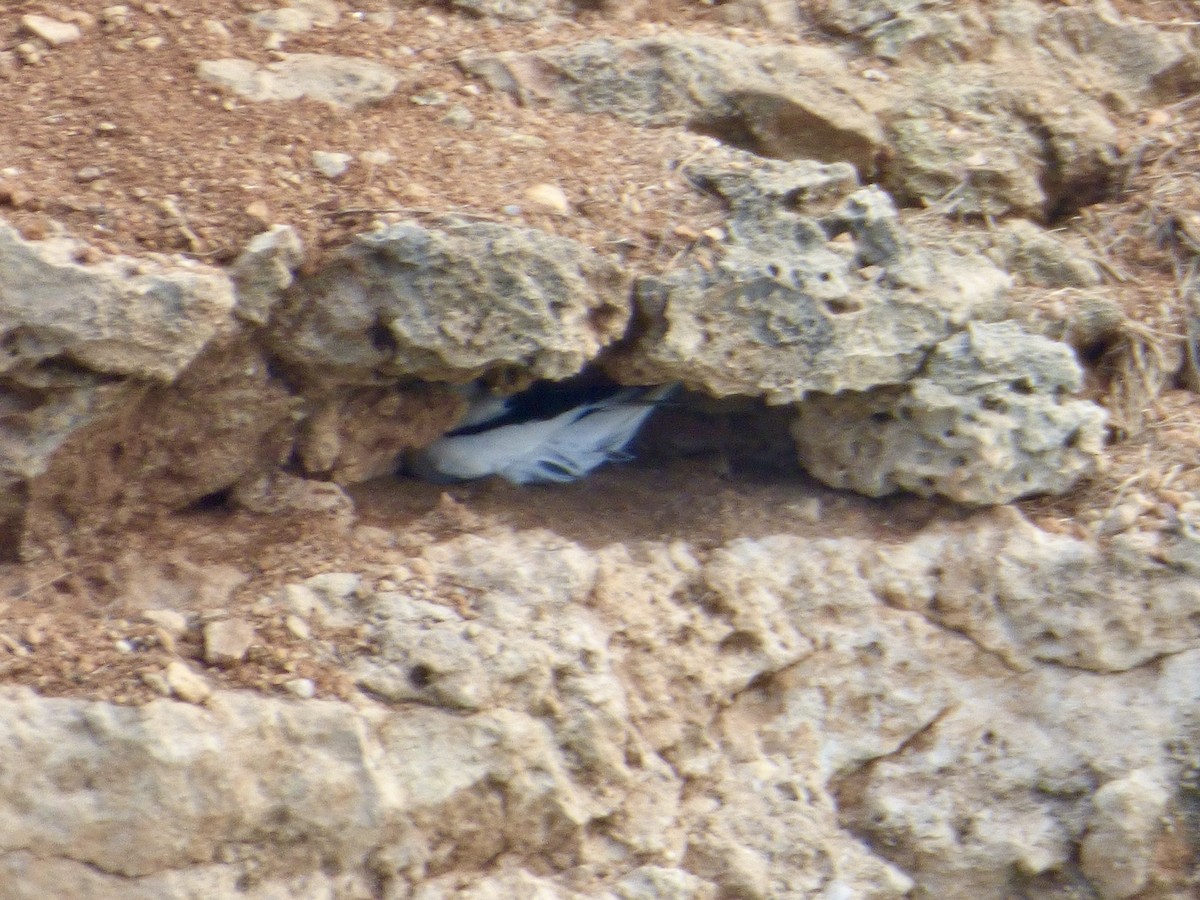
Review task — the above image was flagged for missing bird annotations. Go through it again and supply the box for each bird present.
[406,378,677,485]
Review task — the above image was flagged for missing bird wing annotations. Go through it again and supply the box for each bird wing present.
[412,383,676,484]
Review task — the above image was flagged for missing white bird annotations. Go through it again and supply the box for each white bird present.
[408,380,676,484]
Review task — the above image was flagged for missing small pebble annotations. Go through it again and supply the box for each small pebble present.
[441,104,475,129]
[203,618,257,667]
[360,149,393,167]
[21,14,82,46]
[285,615,311,640]
[165,661,212,704]
[141,608,188,635]
[141,670,172,697]
[284,678,316,699]
[102,5,131,26]
[410,89,448,106]
[311,150,352,179]
[524,183,570,216]
[283,583,320,618]
[16,43,43,65]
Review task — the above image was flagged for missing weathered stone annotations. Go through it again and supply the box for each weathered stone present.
[989,219,1103,287]
[248,7,316,33]
[1,516,1199,895]
[19,339,296,557]
[21,14,82,46]
[0,224,234,382]
[450,0,549,22]
[459,36,887,176]
[269,221,630,386]
[870,508,1200,672]
[610,865,716,900]
[607,165,1010,403]
[229,225,304,326]
[1079,769,1169,899]
[311,150,352,179]
[140,609,189,636]
[203,618,257,667]
[197,54,400,108]
[793,321,1106,504]
[229,470,355,526]
[163,661,212,703]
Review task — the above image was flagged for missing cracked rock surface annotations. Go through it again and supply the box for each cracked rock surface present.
[1,0,1200,897]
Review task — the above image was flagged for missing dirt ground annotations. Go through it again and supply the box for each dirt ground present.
[1,0,1200,706]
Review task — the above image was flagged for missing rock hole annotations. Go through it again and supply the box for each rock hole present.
[187,488,232,512]
[823,297,861,315]
[1010,378,1036,395]
[368,318,398,354]
[718,630,762,654]
[776,782,800,802]
[408,664,434,688]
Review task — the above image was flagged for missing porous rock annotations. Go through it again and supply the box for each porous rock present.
[229,225,304,325]
[459,36,887,176]
[458,4,1198,219]
[203,618,257,667]
[606,160,1010,403]
[1,517,1198,896]
[197,54,401,108]
[793,321,1106,504]
[871,509,1200,671]
[0,224,234,382]
[268,221,630,386]
[0,229,243,557]
[1079,768,1169,899]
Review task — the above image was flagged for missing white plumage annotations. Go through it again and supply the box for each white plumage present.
[409,382,675,484]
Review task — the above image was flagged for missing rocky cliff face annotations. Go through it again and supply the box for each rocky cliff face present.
[0,0,1199,897]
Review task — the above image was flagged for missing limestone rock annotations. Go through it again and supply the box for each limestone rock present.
[456,5,1196,220]
[459,36,887,176]
[163,661,212,703]
[988,219,1103,288]
[21,14,82,46]
[203,618,257,667]
[793,321,1106,504]
[871,510,1200,672]
[450,0,550,22]
[197,54,401,108]
[1079,769,1169,899]
[229,225,304,326]
[609,866,716,900]
[0,224,234,382]
[0,519,1198,896]
[606,163,1010,403]
[268,221,630,386]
